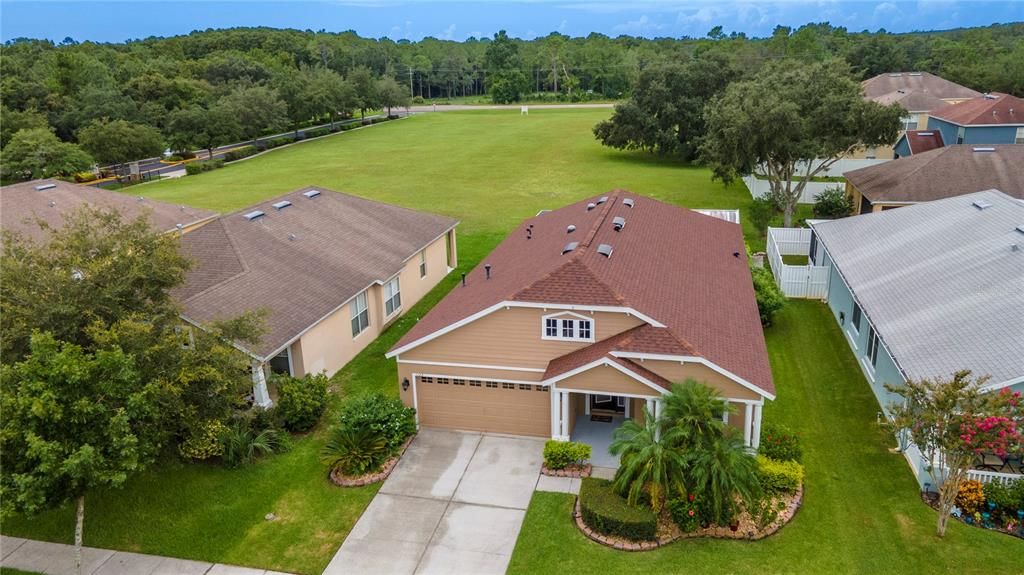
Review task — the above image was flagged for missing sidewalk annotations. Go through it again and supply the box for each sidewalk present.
[0,536,293,575]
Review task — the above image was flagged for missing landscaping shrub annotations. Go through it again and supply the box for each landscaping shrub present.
[223,145,257,162]
[184,158,224,175]
[758,423,802,462]
[667,493,702,532]
[320,426,390,476]
[165,154,184,162]
[412,96,425,104]
[748,196,779,236]
[73,171,97,183]
[756,456,804,494]
[219,423,290,468]
[751,266,786,326]
[543,440,591,470]
[955,480,986,514]
[249,405,283,432]
[179,419,227,460]
[338,393,416,451]
[813,186,855,219]
[304,127,331,138]
[275,373,329,432]
[579,478,657,541]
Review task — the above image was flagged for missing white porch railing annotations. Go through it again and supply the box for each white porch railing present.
[966,469,1021,485]
[766,227,829,299]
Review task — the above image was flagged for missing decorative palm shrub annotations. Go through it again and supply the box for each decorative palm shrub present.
[220,423,290,468]
[609,408,687,512]
[320,426,390,476]
[689,431,763,526]
[660,380,731,448]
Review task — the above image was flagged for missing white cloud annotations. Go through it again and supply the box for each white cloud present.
[439,23,457,40]
[613,14,668,34]
[558,18,569,32]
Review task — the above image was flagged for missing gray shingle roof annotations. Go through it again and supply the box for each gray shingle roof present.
[810,190,1024,388]
[176,187,458,359]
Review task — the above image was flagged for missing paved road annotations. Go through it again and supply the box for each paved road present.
[323,429,545,575]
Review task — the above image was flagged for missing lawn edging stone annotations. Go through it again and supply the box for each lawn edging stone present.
[328,434,416,487]
[542,463,592,478]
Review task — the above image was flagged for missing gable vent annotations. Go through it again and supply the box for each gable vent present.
[244,210,266,221]
[586,202,596,211]
[272,200,292,210]
[972,200,992,210]
[612,216,625,231]
[561,241,579,255]
[34,183,57,191]
[597,243,613,258]
[303,190,321,198]
[973,147,995,152]
[622,198,634,208]
[567,225,576,234]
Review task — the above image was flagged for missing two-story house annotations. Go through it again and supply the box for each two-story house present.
[895,92,1024,157]
[385,191,774,464]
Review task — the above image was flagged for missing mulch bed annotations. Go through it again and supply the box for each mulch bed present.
[920,490,1024,540]
[573,485,804,551]
[328,434,416,487]
[542,463,592,478]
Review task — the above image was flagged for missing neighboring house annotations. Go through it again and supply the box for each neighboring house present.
[806,190,1024,485]
[902,92,1024,155]
[386,191,774,458]
[845,145,1024,214]
[178,187,458,407]
[855,71,981,160]
[891,129,944,159]
[0,178,217,243]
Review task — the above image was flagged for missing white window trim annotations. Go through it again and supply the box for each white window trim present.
[419,250,428,278]
[351,290,370,339]
[384,276,402,318]
[540,311,595,342]
[1015,126,1024,145]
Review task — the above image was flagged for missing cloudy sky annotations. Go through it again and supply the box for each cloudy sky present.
[2,1,1021,43]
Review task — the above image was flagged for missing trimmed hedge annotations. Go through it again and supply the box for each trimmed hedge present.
[543,440,591,470]
[579,478,657,541]
[223,145,258,162]
[756,455,804,494]
[184,158,224,175]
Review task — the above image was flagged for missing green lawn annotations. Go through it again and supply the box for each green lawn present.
[508,301,1024,574]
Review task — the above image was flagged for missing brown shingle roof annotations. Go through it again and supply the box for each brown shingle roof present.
[870,90,950,113]
[900,130,945,155]
[861,72,980,101]
[177,187,457,359]
[392,191,773,395]
[845,145,1024,204]
[0,179,216,243]
[929,93,1024,126]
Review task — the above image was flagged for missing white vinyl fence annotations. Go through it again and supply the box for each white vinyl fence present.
[743,176,837,205]
[766,227,829,299]
[792,158,889,177]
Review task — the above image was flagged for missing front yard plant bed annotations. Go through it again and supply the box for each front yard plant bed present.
[329,434,415,487]
[922,482,1024,540]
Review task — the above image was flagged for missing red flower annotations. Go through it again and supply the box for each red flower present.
[688,510,695,516]
[688,493,695,502]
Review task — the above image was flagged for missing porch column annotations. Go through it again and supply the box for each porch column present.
[646,398,655,418]
[653,399,663,440]
[722,402,730,425]
[550,387,561,439]
[743,403,753,446]
[251,361,272,408]
[560,391,570,439]
[751,404,763,450]
[585,394,591,416]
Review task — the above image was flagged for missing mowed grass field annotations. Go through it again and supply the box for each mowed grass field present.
[4,109,1017,573]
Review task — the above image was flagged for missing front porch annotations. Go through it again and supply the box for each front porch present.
[571,413,627,468]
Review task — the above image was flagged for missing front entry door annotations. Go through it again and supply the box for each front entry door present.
[590,394,626,414]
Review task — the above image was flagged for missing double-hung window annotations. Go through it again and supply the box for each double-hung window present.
[419,251,427,278]
[866,326,880,368]
[1016,127,1024,145]
[351,291,369,337]
[901,115,918,131]
[541,312,594,342]
[851,303,862,333]
[384,277,402,316]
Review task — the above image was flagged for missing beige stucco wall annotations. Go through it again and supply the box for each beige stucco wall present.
[399,306,645,370]
[556,363,662,397]
[636,359,762,401]
[292,231,452,378]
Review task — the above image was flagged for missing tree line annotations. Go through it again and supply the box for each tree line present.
[1,22,1021,182]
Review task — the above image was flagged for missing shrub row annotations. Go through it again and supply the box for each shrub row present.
[579,478,657,541]
[756,456,804,494]
[223,145,258,162]
[184,158,224,175]
[543,440,591,470]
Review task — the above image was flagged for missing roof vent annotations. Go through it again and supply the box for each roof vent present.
[984,93,998,100]
[561,241,579,255]
[288,233,297,241]
[972,200,992,210]
[888,73,902,77]
[1016,225,1024,235]
[623,198,634,208]
[137,196,145,202]
[597,243,613,258]
[244,210,266,221]
[586,203,596,211]
[272,200,292,210]
[176,223,184,230]
[303,190,321,198]
[596,196,608,205]
[612,216,625,231]
[917,131,934,136]
[34,183,57,191]
[908,72,922,76]
[973,147,995,152]
[567,225,576,234]
[48,201,56,207]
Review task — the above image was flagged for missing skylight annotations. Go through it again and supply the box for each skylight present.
[303,190,321,198]
[272,200,292,210]
[244,210,266,221]
[597,244,613,258]
[561,241,579,255]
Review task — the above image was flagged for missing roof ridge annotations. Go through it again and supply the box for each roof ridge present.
[580,191,619,249]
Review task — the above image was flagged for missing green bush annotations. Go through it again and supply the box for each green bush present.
[248,405,282,432]
[543,440,591,469]
[339,393,417,451]
[748,196,780,236]
[179,419,227,460]
[579,478,657,541]
[223,145,257,162]
[219,423,290,468]
[275,373,329,432]
[667,493,702,532]
[813,186,855,219]
[756,456,804,494]
[304,127,331,138]
[320,426,390,476]
[184,158,224,175]
[983,479,1023,523]
[751,266,786,326]
[758,423,803,462]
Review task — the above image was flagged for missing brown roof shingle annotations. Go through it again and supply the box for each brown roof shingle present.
[391,191,773,395]
[929,93,1024,126]
[900,130,945,155]
[846,145,1024,204]
[177,187,457,359]
[0,179,216,243]
[861,72,980,101]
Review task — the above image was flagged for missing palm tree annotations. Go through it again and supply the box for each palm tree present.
[660,379,733,449]
[689,429,762,526]
[609,408,687,512]
[320,426,389,476]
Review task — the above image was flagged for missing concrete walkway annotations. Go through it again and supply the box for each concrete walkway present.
[323,429,544,575]
[0,536,292,575]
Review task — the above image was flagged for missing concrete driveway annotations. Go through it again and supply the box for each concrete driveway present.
[323,429,543,575]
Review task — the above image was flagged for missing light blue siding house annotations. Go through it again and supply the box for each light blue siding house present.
[896,92,1024,157]
[807,190,1024,487]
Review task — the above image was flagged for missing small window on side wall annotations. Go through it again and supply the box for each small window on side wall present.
[419,250,427,278]
[851,303,862,333]
[351,291,369,337]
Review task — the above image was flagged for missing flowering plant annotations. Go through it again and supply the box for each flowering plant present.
[955,480,986,514]
[668,492,702,532]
